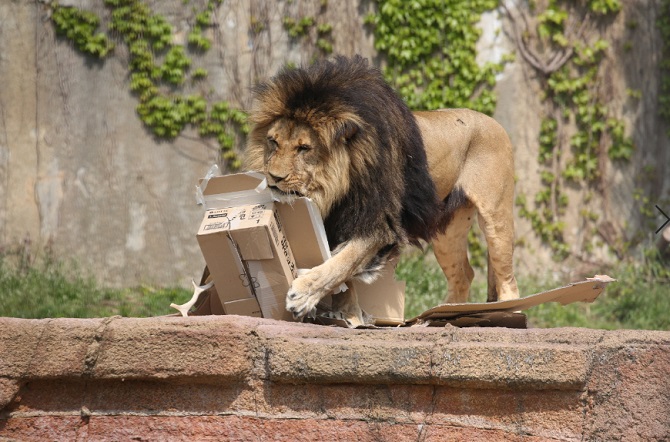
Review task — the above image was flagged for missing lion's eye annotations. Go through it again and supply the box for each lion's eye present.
[267,137,279,151]
[297,144,311,153]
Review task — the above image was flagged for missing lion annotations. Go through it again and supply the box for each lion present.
[244,55,519,325]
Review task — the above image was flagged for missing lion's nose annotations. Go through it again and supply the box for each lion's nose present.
[268,172,287,184]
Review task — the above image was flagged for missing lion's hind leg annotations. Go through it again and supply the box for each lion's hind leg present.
[477,209,519,302]
[433,204,477,304]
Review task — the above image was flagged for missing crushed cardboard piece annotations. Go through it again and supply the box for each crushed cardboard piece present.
[191,171,406,326]
[407,275,615,325]
[417,312,528,328]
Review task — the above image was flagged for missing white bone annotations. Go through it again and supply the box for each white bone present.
[170,279,215,317]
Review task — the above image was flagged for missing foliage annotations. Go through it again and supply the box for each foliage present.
[366,0,504,114]
[396,250,450,318]
[0,247,186,318]
[51,4,114,57]
[283,16,315,38]
[282,10,334,56]
[511,1,634,259]
[51,0,246,170]
[188,10,215,51]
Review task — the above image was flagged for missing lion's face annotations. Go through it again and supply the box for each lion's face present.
[253,117,351,216]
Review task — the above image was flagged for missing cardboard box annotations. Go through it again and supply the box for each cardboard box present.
[194,171,405,325]
[197,202,297,322]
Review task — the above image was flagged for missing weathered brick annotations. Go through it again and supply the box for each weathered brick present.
[431,341,590,389]
[90,316,262,382]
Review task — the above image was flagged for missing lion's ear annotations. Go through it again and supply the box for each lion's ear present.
[335,120,359,144]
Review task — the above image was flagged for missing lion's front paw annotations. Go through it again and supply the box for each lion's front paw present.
[285,273,329,320]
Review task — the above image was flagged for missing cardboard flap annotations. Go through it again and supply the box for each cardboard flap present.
[355,260,406,326]
[197,172,274,209]
[409,275,615,322]
[223,298,262,317]
[202,172,265,195]
[231,229,274,260]
[247,261,295,322]
[277,198,331,269]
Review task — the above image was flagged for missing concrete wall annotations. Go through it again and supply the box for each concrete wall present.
[0,0,376,288]
[1,316,669,441]
[1,0,668,287]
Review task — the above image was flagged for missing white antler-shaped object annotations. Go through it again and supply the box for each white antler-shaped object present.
[170,279,215,317]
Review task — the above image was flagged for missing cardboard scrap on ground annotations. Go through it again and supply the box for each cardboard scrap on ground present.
[406,275,615,328]
[178,169,615,329]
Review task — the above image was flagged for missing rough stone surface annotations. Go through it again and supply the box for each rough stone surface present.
[1,316,669,441]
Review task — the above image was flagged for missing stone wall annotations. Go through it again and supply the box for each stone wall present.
[0,0,375,288]
[1,316,669,441]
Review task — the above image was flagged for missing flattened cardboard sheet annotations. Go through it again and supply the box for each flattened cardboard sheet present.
[407,275,615,324]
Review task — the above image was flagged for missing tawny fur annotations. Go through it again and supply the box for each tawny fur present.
[245,56,519,324]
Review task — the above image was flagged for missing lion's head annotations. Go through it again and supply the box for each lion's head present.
[245,55,441,250]
[245,114,359,217]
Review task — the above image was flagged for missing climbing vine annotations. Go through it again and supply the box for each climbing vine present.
[50,0,247,170]
[282,2,334,59]
[504,0,634,259]
[365,0,504,115]
[51,6,114,57]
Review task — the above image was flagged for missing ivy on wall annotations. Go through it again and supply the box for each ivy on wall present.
[51,6,114,57]
[365,0,504,115]
[281,1,334,61]
[504,0,635,259]
[51,0,247,170]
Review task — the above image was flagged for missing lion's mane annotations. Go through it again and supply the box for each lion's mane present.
[245,55,442,255]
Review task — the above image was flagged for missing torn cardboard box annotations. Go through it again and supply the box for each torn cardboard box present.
[188,170,405,326]
[196,202,296,321]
